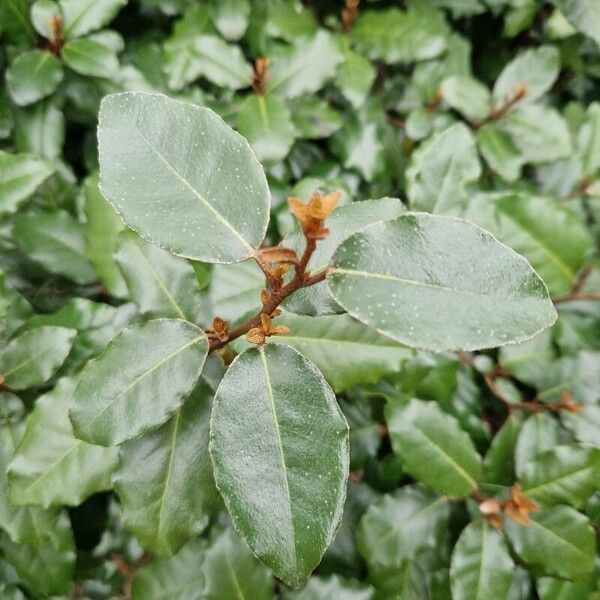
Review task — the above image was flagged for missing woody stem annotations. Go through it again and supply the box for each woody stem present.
[209,235,325,352]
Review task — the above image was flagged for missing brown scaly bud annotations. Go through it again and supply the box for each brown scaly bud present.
[207,317,229,342]
[504,484,538,526]
[253,57,270,94]
[260,290,281,317]
[245,314,290,346]
[479,498,503,530]
[554,390,583,414]
[288,191,340,240]
[342,0,360,33]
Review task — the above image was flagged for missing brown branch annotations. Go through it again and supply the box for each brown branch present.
[473,82,528,129]
[342,0,360,33]
[553,291,600,304]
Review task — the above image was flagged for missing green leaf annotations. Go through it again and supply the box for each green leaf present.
[515,413,571,477]
[500,106,572,164]
[537,572,600,599]
[336,50,376,109]
[13,98,64,160]
[285,574,375,600]
[113,382,218,555]
[0,0,33,44]
[203,527,274,600]
[7,378,118,508]
[207,259,263,322]
[162,6,212,91]
[552,0,600,47]
[131,539,206,600]
[210,344,349,587]
[440,75,491,123]
[481,414,521,485]
[0,326,75,390]
[0,511,75,597]
[268,31,344,98]
[30,0,61,38]
[356,485,449,571]
[327,213,557,352]
[115,230,204,322]
[210,0,250,40]
[243,312,412,393]
[466,193,592,295]
[520,444,600,508]
[69,319,208,446]
[505,505,595,580]
[62,37,119,78]
[283,197,406,316]
[493,46,559,107]
[406,123,481,214]
[237,93,296,163]
[6,50,63,107]
[351,1,448,64]
[98,92,270,263]
[83,173,128,297]
[477,123,525,182]
[0,272,33,343]
[385,399,481,497]
[0,150,55,215]
[450,521,514,600]
[12,210,97,285]
[289,96,343,140]
[23,298,137,372]
[193,35,253,89]
[59,0,127,39]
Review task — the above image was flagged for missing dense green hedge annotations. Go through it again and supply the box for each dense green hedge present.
[1,0,600,598]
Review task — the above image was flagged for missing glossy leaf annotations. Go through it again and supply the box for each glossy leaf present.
[356,485,449,571]
[268,31,344,98]
[406,123,481,214]
[69,319,208,446]
[481,414,521,485]
[440,75,491,122]
[131,539,206,600]
[98,92,270,263]
[210,0,250,40]
[520,444,600,508]
[466,193,592,295]
[505,505,595,580]
[0,326,75,390]
[115,230,204,322]
[113,383,218,555]
[493,46,559,107]
[83,173,128,297]
[552,0,600,47]
[6,50,63,106]
[351,2,448,64]
[386,398,481,497]
[7,378,118,508]
[12,210,97,284]
[62,38,119,78]
[59,0,127,39]
[283,197,406,316]
[285,574,375,600]
[238,93,296,163]
[477,123,524,182]
[0,150,54,215]
[327,213,557,352]
[193,35,253,89]
[13,98,64,160]
[210,344,349,587]
[336,50,376,109]
[243,312,412,393]
[450,521,514,600]
[203,527,274,600]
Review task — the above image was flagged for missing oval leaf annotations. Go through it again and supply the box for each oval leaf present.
[450,521,514,600]
[0,326,75,390]
[327,213,557,352]
[69,319,208,446]
[210,344,349,587]
[385,398,481,497]
[98,92,270,264]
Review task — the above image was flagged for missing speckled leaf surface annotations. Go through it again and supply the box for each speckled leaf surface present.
[210,344,349,587]
[327,213,557,352]
[98,92,270,263]
[283,197,405,316]
[69,319,208,446]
